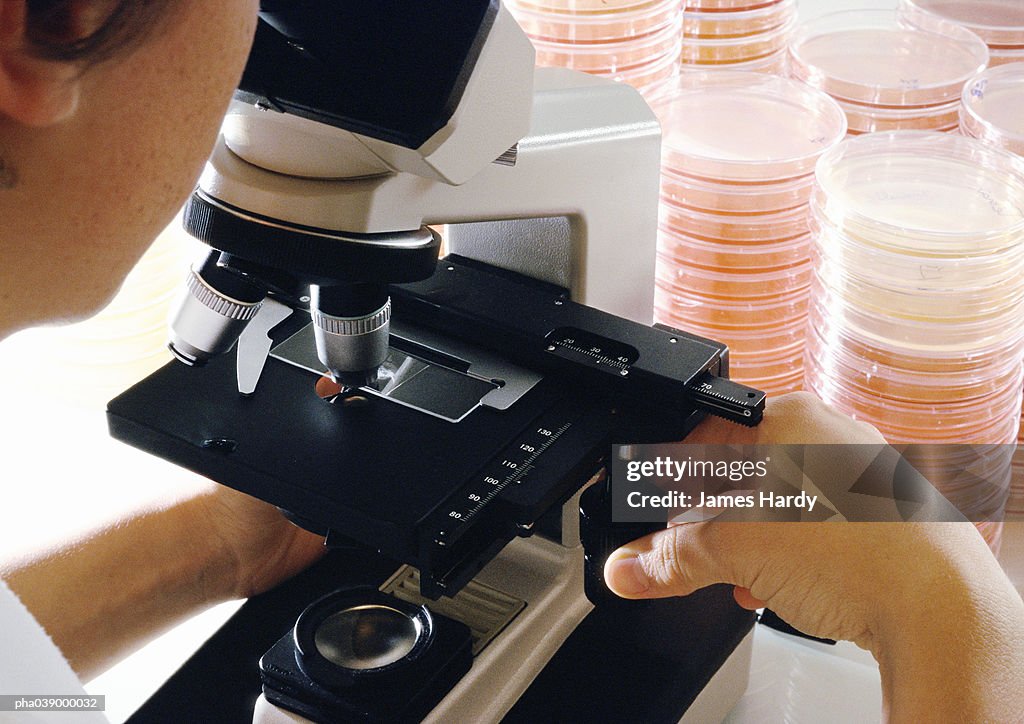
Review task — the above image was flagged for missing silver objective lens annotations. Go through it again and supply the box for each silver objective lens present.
[312,295,391,387]
[168,268,264,366]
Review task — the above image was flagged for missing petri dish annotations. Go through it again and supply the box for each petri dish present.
[810,265,1024,325]
[651,72,847,182]
[807,289,1024,356]
[529,13,681,70]
[788,10,989,107]
[961,64,1024,157]
[806,304,1024,376]
[511,0,673,16]
[679,17,796,64]
[809,214,1024,292]
[613,47,681,89]
[805,363,1022,442]
[988,48,1024,67]
[900,0,1024,48]
[836,97,961,134]
[812,132,1024,255]
[712,47,789,74]
[682,0,795,39]
[660,202,811,243]
[685,0,787,11]
[656,285,810,328]
[730,358,804,382]
[805,322,1024,403]
[814,370,1023,430]
[508,1,679,43]
[659,227,811,271]
[658,252,812,293]
[661,169,815,214]
[656,320,805,360]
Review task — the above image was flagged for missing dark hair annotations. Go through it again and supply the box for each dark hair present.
[26,0,172,65]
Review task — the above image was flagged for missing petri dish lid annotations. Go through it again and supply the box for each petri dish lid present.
[961,64,1024,157]
[788,10,989,107]
[650,71,847,182]
[901,0,1024,48]
[812,131,1024,253]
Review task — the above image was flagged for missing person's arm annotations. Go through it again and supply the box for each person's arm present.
[1,485,324,682]
[605,393,1024,722]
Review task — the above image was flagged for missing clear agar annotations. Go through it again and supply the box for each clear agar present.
[812,132,1024,255]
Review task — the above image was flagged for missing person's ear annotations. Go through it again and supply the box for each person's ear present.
[0,0,81,127]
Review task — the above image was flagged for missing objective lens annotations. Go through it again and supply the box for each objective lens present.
[167,252,266,365]
[311,284,391,386]
[314,605,422,670]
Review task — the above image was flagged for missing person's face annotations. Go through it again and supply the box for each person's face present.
[0,0,260,334]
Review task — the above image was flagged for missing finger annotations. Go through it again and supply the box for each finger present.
[604,523,730,599]
[732,586,765,610]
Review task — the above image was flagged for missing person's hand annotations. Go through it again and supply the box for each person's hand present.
[603,392,1006,651]
[603,392,1024,719]
[198,485,327,600]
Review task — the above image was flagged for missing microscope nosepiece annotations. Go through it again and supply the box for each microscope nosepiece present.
[168,265,265,366]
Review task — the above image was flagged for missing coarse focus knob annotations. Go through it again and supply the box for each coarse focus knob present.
[579,482,663,608]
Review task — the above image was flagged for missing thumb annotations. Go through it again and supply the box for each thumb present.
[603,523,733,599]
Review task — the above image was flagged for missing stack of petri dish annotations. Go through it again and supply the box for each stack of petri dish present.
[505,0,682,95]
[650,72,847,395]
[960,63,1024,522]
[788,10,989,136]
[804,132,1024,551]
[902,0,1024,67]
[681,0,797,75]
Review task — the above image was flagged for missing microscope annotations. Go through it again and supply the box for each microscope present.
[107,2,765,721]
